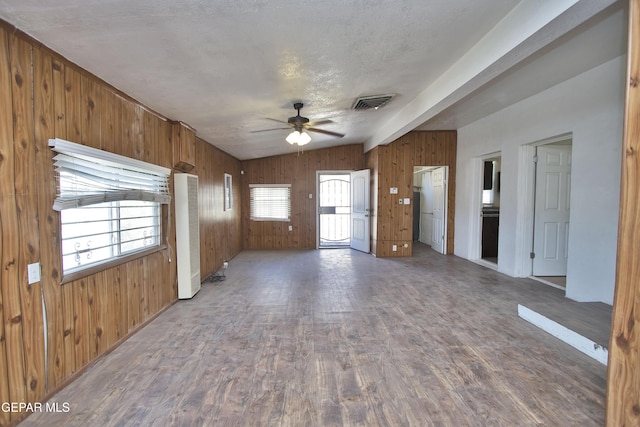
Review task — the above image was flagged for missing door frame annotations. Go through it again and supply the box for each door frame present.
[431,166,448,255]
[316,170,353,249]
[471,152,501,269]
[415,167,434,246]
[412,165,448,254]
[514,133,572,277]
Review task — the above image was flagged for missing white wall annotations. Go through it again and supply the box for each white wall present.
[455,56,625,304]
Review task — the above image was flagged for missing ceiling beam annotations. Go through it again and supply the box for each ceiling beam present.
[366,0,621,152]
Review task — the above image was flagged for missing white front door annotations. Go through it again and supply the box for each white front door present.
[431,167,447,254]
[350,169,370,253]
[533,144,571,276]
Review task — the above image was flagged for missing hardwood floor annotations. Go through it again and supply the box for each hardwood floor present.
[21,246,606,426]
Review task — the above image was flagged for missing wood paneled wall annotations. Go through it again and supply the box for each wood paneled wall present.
[366,131,457,257]
[193,138,242,278]
[241,145,365,249]
[0,23,242,425]
[606,0,640,424]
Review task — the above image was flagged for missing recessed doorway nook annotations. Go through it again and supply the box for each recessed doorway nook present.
[481,155,501,266]
[316,170,371,253]
[317,171,351,248]
[469,153,501,271]
[412,166,448,255]
[515,134,572,292]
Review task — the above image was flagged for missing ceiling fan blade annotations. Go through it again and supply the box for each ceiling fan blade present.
[264,117,291,125]
[250,127,291,133]
[306,119,333,127]
[306,127,345,138]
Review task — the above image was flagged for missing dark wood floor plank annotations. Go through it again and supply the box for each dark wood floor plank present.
[20,244,607,426]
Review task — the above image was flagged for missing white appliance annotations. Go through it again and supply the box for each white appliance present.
[174,173,201,299]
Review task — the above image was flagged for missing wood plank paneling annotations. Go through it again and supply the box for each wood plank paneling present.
[128,259,142,330]
[606,0,640,424]
[34,43,66,393]
[11,32,47,411]
[0,20,245,424]
[241,144,365,250]
[73,278,90,371]
[192,138,243,279]
[51,56,78,382]
[0,26,20,427]
[369,131,456,257]
[81,75,101,149]
[64,66,82,146]
[172,121,196,172]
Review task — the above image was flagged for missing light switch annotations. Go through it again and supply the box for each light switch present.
[28,262,41,285]
[392,245,397,251]
[288,225,293,231]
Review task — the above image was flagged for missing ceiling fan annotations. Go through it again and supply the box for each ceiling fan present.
[252,102,345,146]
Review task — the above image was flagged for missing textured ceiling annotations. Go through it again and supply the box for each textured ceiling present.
[0,0,627,160]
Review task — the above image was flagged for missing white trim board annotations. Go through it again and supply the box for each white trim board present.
[517,304,608,365]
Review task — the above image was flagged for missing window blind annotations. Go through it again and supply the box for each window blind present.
[249,184,291,221]
[49,138,171,211]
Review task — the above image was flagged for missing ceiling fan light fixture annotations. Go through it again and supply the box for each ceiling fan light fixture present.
[286,131,300,144]
[286,130,311,145]
[297,131,311,145]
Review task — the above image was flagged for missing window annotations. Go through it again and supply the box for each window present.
[49,138,171,276]
[60,201,160,273]
[249,184,291,221]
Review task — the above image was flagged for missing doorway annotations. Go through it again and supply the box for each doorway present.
[532,139,572,288]
[318,172,351,248]
[412,166,448,254]
[480,156,501,265]
[317,170,371,252]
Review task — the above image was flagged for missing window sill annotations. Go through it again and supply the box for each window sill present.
[60,245,168,285]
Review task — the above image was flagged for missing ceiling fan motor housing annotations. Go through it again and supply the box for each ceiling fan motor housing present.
[288,102,309,131]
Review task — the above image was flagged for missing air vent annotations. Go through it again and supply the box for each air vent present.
[352,94,395,111]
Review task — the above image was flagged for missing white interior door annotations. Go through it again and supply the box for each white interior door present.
[419,171,433,245]
[350,169,370,253]
[431,167,447,254]
[533,144,571,276]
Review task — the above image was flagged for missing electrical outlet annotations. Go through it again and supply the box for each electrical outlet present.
[28,262,41,285]
[392,244,397,251]
[390,187,398,194]
[309,193,313,199]
[404,198,411,205]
